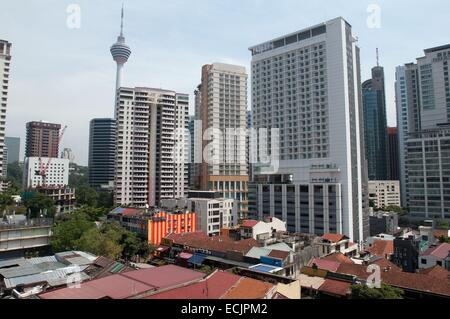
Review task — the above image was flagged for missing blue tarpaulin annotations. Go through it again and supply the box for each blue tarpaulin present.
[188,254,207,266]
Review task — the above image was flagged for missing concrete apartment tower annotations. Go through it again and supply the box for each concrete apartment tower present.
[25,121,61,158]
[0,40,12,183]
[396,44,450,220]
[248,17,369,242]
[114,87,189,208]
[194,63,249,218]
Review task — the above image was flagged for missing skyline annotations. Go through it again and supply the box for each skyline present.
[1,0,450,165]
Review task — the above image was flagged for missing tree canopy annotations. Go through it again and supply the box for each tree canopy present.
[23,192,56,218]
[351,283,404,299]
[51,209,151,260]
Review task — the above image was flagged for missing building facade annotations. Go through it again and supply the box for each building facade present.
[5,137,20,164]
[161,195,237,237]
[107,208,197,245]
[362,66,388,181]
[248,17,369,242]
[114,87,189,208]
[88,118,116,190]
[368,180,401,209]
[23,157,69,188]
[396,44,450,219]
[387,127,400,181]
[194,63,249,218]
[0,40,12,181]
[25,121,61,158]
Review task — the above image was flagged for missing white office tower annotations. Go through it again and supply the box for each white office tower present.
[396,45,450,220]
[114,87,189,208]
[248,17,369,242]
[0,40,12,186]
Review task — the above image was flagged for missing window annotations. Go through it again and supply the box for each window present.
[421,258,427,265]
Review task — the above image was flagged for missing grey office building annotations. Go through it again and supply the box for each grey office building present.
[396,44,450,220]
[5,137,20,164]
[88,118,116,190]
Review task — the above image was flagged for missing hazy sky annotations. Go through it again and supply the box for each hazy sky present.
[1,0,449,165]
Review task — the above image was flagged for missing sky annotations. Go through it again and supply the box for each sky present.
[1,0,449,166]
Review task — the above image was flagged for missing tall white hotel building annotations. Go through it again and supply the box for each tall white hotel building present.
[248,17,369,242]
[0,40,12,186]
[114,88,189,208]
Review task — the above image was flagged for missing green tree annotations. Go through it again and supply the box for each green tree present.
[75,228,122,260]
[72,206,108,222]
[351,283,404,299]
[76,186,99,207]
[23,192,56,218]
[98,191,114,209]
[69,163,89,189]
[51,211,96,252]
[7,161,23,192]
[0,192,14,212]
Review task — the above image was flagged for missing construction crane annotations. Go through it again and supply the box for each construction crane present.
[35,125,68,187]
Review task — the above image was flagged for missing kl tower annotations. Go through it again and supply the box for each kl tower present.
[110,5,131,94]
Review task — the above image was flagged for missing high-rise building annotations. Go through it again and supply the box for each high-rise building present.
[368,180,401,209]
[2,145,7,177]
[194,63,248,218]
[248,17,369,242]
[89,118,116,190]
[396,44,450,220]
[362,65,388,181]
[0,40,12,181]
[25,121,61,158]
[114,87,189,208]
[187,116,196,189]
[387,127,400,180]
[110,6,131,93]
[5,137,20,164]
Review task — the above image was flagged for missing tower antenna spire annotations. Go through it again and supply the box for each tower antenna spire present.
[376,47,379,67]
[120,3,124,37]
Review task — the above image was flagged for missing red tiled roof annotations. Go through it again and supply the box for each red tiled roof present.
[222,277,275,299]
[418,266,450,280]
[39,265,205,299]
[318,279,351,297]
[241,220,260,228]
[307,258,341,272]
[336,260,450,297]
[120,265,204,289]
[322,253,354,264]
[367,240,394,258]
[268,250,290,260]
[321,233,347,243]
[421,243,450,259]
[39,273,154,299]
[167,232,260,254]
[146,271,241,299]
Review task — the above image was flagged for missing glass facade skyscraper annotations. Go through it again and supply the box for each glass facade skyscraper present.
[362,66,388,181]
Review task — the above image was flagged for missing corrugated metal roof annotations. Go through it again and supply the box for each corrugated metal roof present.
[245,247,271,259]
[0,258,26,269]
[0,264,41,279]
[65,257,93,266]
[265,242,293,252]
[4,266,90,289]
[27,256,58,265]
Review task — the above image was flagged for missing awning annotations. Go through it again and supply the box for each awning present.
[156,245,170,253]
[178,252,194,260]
[188,254,207,266]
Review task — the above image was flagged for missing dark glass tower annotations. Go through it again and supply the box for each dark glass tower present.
[362,66,389,181]
[88,118,116,190]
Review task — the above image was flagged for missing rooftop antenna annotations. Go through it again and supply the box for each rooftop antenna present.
[376,48,380,67]
[120,3,124,37]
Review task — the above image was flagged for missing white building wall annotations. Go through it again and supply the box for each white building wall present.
[24,157,69,188]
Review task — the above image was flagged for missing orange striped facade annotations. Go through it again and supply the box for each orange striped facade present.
[148,212,197,245]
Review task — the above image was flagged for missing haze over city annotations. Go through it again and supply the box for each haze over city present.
[1,0,450,165]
